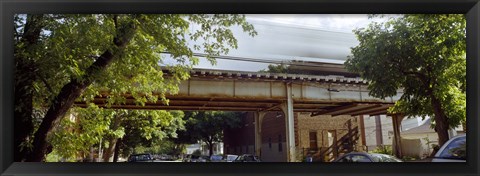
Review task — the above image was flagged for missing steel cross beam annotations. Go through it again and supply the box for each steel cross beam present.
[77,70,401,114]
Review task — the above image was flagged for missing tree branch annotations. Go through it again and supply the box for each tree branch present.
[403,71,428,82]
[27,15,139,162]
[39,74,54,94]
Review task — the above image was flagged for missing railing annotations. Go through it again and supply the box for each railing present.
[300,121,361,162]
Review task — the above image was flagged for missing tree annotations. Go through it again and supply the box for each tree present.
[259,63,289,73]
[14,14,256,161]
[345,14,466,146]
[47,105,185,162]
[47,105,120,162]
[14,14,46,162]
[183,111,242,156]
[114,110,185,161]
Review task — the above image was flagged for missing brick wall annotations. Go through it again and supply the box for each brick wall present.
[223,112,361,162]
[260,112,287,161]
[296,113,361,161]
[223,112,255,155]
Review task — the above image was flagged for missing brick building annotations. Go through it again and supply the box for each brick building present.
[223,112,361,162]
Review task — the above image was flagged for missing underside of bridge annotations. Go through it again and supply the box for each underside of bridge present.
[74,68,403,162]
[76,68,398,116]
[77,95,394,117]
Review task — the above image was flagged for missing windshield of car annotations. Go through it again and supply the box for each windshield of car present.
[235,155,244,161]
[211,155,223,161]
[438,136,466,160]
[370,154,402,162]
[129,154,152,161]
[227,155,238,161]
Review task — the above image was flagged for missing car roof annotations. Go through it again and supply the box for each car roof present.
[435,134,466,157]
[131,153,151,156]
[369,153,392,157]
[342,152,370,156]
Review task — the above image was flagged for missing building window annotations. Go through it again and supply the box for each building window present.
[278,134,283,152]
[309,131,318,149]
[269,138,272,149]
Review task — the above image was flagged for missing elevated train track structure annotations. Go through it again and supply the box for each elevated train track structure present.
[77,68,401,116]
[75,68,404,162]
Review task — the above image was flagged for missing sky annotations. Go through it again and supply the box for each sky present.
[245,14,385,33]
[164,14,396,72]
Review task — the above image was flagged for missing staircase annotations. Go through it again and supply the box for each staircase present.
[310,120,360,162]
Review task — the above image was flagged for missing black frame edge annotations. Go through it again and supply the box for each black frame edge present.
[466,1,480,175]
[1,0,480,176]
[1,0,15,175]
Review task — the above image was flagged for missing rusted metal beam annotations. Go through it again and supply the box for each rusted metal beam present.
[75,69,401,112]
[260,104,282,112]
[310,103,358,116]
[165,96,287,102]
[350,105,391,116]
[331,104,383,116]
[75,104,264,111]
[82,97,281,106]
[369,110,389,116]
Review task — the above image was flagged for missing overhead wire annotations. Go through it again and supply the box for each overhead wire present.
[160,52,346,69]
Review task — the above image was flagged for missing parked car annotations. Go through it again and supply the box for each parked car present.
[210,155,224,162]
[233,154,261,162]
[333,152,402,162]
[127,153,155,162]
[158,154,175,161]
[182,154,193,162]
[199,155,210,162]
[432,134,466,162]
[182,155,209,162]
[184,154,201,162]
[188,155,208,162]
[224,154,238,162]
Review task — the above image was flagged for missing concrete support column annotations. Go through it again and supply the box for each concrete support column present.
[254,111,266,158]
[391,114,405,158]
[280,82,296,162]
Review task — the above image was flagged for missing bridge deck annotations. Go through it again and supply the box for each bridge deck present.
[76,68,402,116]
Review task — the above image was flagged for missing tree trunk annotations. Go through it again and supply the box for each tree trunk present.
[102,139,118,162]
[14,67,34,162]
[113,138,122,162]
[102,114,122,162]
[88,147,94,162]
[14,14,45,162]
[26,15,138,162]
[207,140,214,156]
[431,95,450,147]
